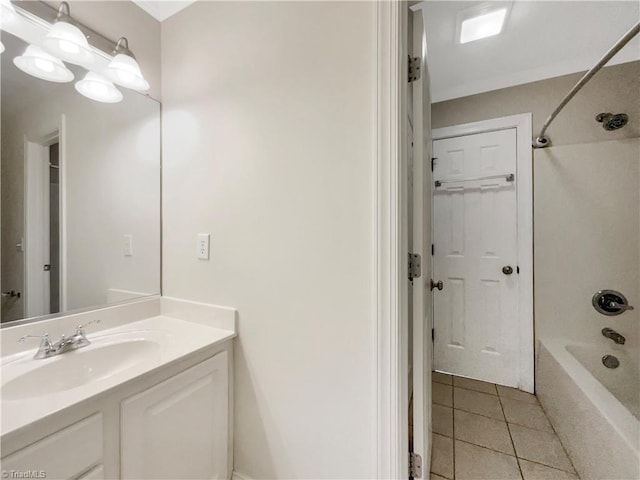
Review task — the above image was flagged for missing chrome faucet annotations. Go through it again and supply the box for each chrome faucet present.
[19,320,102,359]
[602,327,626,345]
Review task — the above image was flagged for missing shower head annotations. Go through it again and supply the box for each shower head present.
[595,112,629,131]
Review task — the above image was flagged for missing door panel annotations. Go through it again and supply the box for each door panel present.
[433,129,519,387]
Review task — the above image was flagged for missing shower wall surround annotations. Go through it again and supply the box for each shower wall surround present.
[161,2,378,478]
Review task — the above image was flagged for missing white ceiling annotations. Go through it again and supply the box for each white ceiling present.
[420,1,640,102]
[132,0,197,22]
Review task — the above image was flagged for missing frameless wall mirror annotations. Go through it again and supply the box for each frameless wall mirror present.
[0,13,161,326]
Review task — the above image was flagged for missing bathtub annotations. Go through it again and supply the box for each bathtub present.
[537,338,640,480]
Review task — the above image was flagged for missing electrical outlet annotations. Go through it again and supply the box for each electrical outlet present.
[124,234,133,256]
[197,233,210,260]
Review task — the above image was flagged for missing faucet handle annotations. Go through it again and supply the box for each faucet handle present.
[76,319,102,336]
[609,301,634,312]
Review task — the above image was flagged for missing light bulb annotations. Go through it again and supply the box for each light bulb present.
[34,57,55,72]
[58,39,80,54]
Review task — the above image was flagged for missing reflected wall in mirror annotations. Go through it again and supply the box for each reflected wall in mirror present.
[1,32,161,325]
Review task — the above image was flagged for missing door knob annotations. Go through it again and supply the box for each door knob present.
[431,280,444,291]
[502,266,513,275]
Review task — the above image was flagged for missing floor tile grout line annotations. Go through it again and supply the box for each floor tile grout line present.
[533,401,581,478]
[506,417,579,475]
[497,386,525,480]
[517,457,581,476]
[448,402,556,434]
[454,438,518,458]
[451,386,456,480]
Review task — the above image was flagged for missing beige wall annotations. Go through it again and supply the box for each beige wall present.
[433,61,640,147]
[432,61,640,354]
[161,2,377,478]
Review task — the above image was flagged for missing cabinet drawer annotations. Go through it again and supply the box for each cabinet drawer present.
[1,414,103,480]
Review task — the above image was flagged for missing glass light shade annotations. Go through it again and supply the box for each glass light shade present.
[0,0,16,23]
[13,45,74,83]
[105,53,149,92]
[0,41,4,54]
[460,8,507,44]
[43,21,94,65]
[75,72,123,103]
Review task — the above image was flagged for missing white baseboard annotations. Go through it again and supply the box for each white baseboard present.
[231,472,253,480]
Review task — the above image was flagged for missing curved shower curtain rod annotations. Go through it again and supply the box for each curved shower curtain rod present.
[533,21,640,148]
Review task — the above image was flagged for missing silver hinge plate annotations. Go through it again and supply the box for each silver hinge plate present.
[408,56,421,82]
[409,452,423,478]
[408,253,421,280]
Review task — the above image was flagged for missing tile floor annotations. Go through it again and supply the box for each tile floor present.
[430,372,580,480]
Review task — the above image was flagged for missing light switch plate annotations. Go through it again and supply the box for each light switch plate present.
[197,233,210,260]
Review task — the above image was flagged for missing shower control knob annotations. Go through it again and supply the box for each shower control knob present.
[502,266,513,275]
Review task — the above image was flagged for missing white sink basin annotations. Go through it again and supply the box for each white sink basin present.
[1,330,169,401]
[3,339,163,400]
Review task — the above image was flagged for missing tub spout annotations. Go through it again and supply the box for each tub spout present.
[602,327,626,345]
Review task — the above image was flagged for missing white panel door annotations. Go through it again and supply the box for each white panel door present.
[121,353,229,479]
[433,129,519,387]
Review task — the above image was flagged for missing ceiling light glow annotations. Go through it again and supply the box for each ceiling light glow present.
[460,8,507,44]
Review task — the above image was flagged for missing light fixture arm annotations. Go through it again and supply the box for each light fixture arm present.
[55,1,70,20]
[114,36,136,59]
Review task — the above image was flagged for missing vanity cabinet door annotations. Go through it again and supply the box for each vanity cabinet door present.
[120,352,229,479]
[0,414,103,480]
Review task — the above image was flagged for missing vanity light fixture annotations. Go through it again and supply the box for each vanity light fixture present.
[105,37,149,92]
[0,41,4,54]
[75,71,123,103]
[14,44,74,82]
[457,4,511,44]
[7,1,151,97]
[43,2,93,66]
[0,0,16,24]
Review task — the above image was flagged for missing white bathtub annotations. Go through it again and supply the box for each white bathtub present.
[537,338,640,480]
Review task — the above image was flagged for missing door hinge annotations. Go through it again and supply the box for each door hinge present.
[431,328,434,342]
[431,157,437,172]
[409,452,423,478]
[408,56,421,82]
[408,253,422,280]
[431,244,434,256]
[517,266,520,274]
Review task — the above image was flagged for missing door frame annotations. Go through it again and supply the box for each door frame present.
[431,113,534,393]
[23,117,67,318]
[374,1,408,478]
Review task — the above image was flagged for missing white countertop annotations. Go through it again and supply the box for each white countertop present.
[1,312,235,438]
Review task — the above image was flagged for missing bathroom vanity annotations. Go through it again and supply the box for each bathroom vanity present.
[0,297,236,479]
